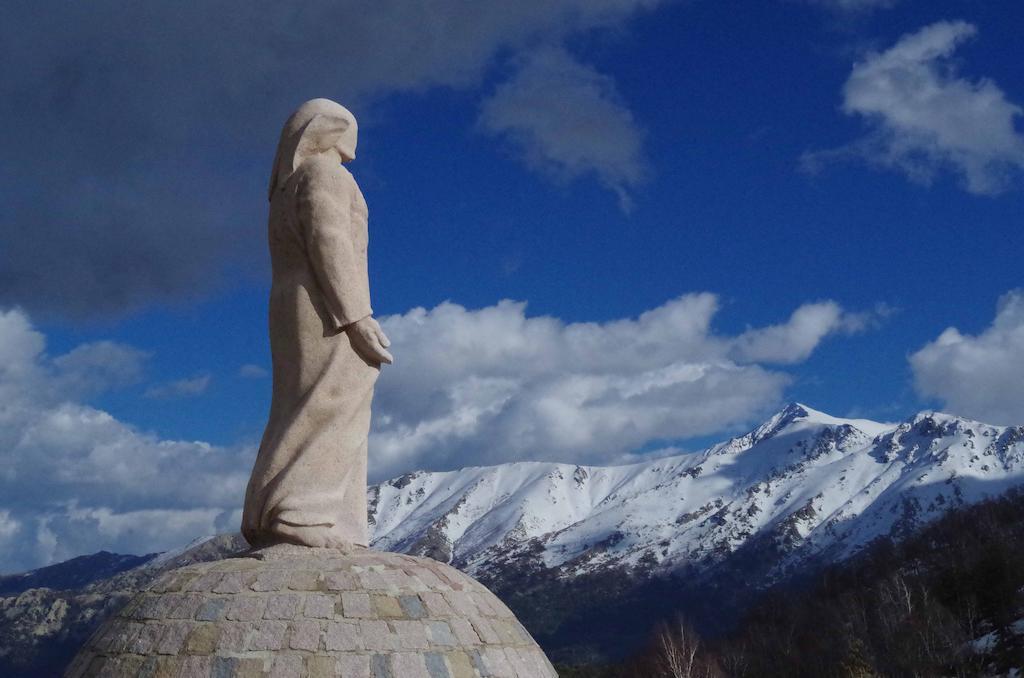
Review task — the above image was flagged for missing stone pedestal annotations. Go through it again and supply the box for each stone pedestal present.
[66,545,556,677]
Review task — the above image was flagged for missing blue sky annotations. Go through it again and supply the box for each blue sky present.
[1,0,1023,572]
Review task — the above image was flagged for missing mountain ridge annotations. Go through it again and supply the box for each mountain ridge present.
[368,402,1024,581]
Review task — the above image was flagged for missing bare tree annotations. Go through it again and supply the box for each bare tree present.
[653,617,722,678]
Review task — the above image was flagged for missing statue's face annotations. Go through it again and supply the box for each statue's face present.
[335,132,357,164]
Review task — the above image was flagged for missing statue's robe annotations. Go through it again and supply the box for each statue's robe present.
[242,154,377,549]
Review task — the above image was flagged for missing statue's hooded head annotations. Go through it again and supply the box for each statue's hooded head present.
[268,98,358,200]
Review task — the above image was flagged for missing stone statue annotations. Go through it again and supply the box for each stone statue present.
[67,98,559,678]
[242,98,393,551]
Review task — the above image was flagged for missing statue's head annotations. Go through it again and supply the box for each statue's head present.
[268,98,359,200]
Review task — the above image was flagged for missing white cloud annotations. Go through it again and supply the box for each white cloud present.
[805,21,1024,194]
[910,290,1024,426]
[0,309,247,573]
[0,294,873,572]
[369,294,870,479]
[52,340,149,396]
[730,301,874,364]
[144,374,211,399]
[478,46,647,210]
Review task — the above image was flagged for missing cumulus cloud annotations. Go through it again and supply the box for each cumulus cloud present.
[0,1,663,317]
[804,21,1024,194]
[0,292,872,571]
[369,294,871,479]
[0,308,249,573]
[478,46,647,210]
[910,291,1024,426]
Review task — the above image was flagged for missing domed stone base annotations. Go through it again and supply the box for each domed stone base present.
[66,545,556,677]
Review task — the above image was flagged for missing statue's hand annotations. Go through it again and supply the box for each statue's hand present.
[346,316,394,365]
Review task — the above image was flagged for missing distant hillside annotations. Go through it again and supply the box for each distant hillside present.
[621,488,1024,677]
[0,552,155,597]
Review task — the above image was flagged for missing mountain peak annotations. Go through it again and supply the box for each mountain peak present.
[731,403,894,451]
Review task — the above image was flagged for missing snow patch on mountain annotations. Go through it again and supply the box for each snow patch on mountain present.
[368,403,1024,580]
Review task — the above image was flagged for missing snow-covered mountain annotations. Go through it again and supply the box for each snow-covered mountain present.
[369,403,1024,581]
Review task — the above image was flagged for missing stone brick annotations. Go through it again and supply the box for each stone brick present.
[251,569,288,592]
[212,572,247,594]
[426,620,457,647]
[400,569,431,593]
[264,593,302,619]
[390,652,430,678]
[139,656,177,678]
[341,591,374,618]
[165,572,196,592]
[358,569,390,591]
[371,593,404,618]
[101,655,145,678]
[325,620,362,651]
[431,566,465,591]
[469,617,501,644]
[306,655,337,678]
[504,647,534,676]
[248,620,288,651]
[469,592,501,617]
[178,656,213,678]
[448,617,481,646]
[287,570,320,591]
[127,623,164,654]
[226,595,266,621]
[304,593,336,618]
[211,657,239,678]
[397,594,426,619]
[195,597,228,622]
[444,651,477,678]
[419,592,454,617]
[185,624,220,654]
[468,650,488,676]
[147,573,181,594]
[336,654,371,678]
[480,648,515,677]
[184,571,222,592]
[424,652,451,678]
[216,623,249,653]
[322,570,358,591]
[232,658,267,678]
[156,622,191,655]
[359,619,398,651]
[489,619,522,645]
[108,622,144,653]
[370,654,391,678]
[169,593,205,620]
[444,591,477,617]
[381,569,412,591]
[289,619,322,651]
[413,569,449,591]
[392,620,429,649]
[271,655,304,678]
[135,595,169,620]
